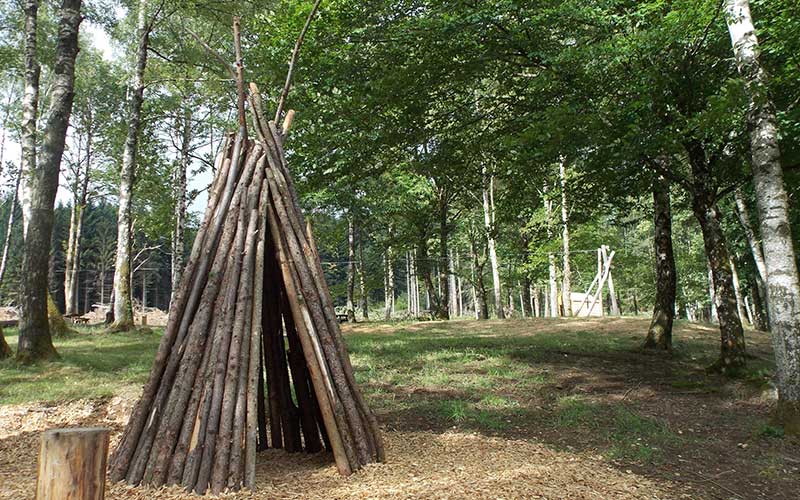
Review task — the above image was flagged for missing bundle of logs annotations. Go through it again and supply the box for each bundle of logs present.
[108,23,383,491]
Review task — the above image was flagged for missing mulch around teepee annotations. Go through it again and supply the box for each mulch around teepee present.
[0,398,681,500]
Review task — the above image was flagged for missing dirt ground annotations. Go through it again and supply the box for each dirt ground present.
[1,317,798,499]
[1,398,681,500]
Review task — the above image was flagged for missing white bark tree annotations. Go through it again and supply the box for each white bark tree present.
[112,0,150,330]
[725,0,800,432]
[482,167,504,318]
[559,160,572,316]
[171,103,191,305]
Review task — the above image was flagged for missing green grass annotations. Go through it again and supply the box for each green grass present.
[1,317,772,468]
[0,327,162,404]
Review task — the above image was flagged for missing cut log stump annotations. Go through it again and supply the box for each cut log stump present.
[36,427,110,500]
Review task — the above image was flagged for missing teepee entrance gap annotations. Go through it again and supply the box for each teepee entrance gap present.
[108,12,383,495]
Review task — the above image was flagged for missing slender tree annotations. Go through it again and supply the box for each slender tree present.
[482,167,503,318]
[644,175,677,350]
[725,0,800,431]
[559,160,572,316]
[346,216,356,322]
[171,102,191,304]
[64,103,92,315]
[18,0,82,362]
[112,0,150,331]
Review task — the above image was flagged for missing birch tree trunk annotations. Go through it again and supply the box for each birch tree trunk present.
[18,0,82,363]
[357,232,368,320]
[644,176,676,350]
[0,168,21,289]
[171,104,191,305]
[437,187,451,319]
[544,184,559,317]
[448,249,458,316]
[559,160,572,316]
[730,256,749,326]
[19,0,39,239]
[734,188,770,329]
[482,168,504,319]
[725,0,800,430]
[346,216,356,322]
[469,234,488,320]
[384,246,394,320]
[64,111,91,316]
[707,265,717,323]
[112,0,149,331]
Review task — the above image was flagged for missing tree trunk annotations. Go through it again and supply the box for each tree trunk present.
[725,0,800,431]
[112,0,149,332]
[18,0,81,363]
[172,104,191,306]
[0,326,10,359]
[734,188,770,329]
[64,116,91,316]
[734,189,767,283]
[417,235,441,315]
[437,188,451,320]
[346,216,356,322]
[482,167,504,319]
[750,278,768,331]
[384,244,394,320]
[691,189,746,373]
[730,256,749,326]
[448,249,458,316]
[543,183,559,317]
[707,264,717,323]
[560,160,572,316]
[469,234,488,320]
[0,168,21,289]
[644,175,676,351]
[357,231,368,321]
[19,0,39,239]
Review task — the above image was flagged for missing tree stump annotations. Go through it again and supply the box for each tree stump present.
[36,427,110,500]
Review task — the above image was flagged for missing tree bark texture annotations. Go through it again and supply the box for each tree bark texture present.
[346,216,356,322]
[644,176,676,351]
[64,114,91,316]
[559,160,572,316]
[483,168,504,319]
[726,0,800,430]
[112,0,149,331]
[689,175,746,372]
[18,0,82,363]
[172,103,191,306]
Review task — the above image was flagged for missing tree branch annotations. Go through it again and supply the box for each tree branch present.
[274,0,323,122]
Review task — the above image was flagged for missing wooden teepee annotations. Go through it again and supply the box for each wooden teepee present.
[108,16,383,495]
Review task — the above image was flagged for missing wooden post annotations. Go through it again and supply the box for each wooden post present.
[37,427,110,500]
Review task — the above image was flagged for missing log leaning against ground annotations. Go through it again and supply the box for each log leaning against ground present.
[108,14,383,495]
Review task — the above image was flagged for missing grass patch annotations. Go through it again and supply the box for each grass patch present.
[0,327,162,405]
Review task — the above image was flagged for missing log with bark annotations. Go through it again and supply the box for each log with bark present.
[109,16,382,495]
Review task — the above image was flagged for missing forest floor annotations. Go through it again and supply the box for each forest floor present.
[1,317,798,499]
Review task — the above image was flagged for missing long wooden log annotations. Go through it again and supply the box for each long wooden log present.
[265,167,375,465]
[265,196,354,475]
[244,180,268,489]
[222,207,260,491]
[194,179,253,495]
[267,151,385,461]
[282,286,323,453]
[110,138,233,481]
[125,143,260,486]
